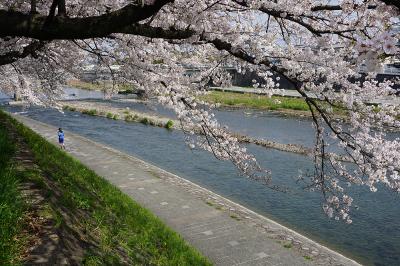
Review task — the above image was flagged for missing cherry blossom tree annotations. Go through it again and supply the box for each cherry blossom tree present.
[0,0,399,223]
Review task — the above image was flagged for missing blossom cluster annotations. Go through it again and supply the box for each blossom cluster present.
[0,0,399,221]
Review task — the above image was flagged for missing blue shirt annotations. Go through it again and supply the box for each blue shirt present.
[58,131,64,140]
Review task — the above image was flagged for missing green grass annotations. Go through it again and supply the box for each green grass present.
[106,112,113,119]
[124,114,134,121]
[140,117,150,125]
[0,120,24,265]
[82,109,97,116]
[229,214,240,221]
[201,91,310,111]
[283,243,293,249]
[63,105,77,112]
[67,80,104,91]
[0,111,210,265]
[117,89,136,95]
[67,80,135,92]
[165,120,174,130]
[201,91,348,116]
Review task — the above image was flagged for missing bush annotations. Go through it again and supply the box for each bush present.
[124,114,134,121]
[82,109,97,116]
[112,114,119,120]
[165,120,174,129]
[140,117,149,125]
[106,113,113,119]
[118,89,135,95]
[62,106,76,112]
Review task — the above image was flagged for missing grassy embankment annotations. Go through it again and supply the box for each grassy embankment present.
[0,117,25,264]
[0,110,210,265]
[201,91,310,110]
[201,91,347,115]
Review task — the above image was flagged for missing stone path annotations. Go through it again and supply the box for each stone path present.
[13,114,360,266]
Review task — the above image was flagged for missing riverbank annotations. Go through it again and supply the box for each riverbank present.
[201,91,348,117]
[10,113,361,266]
[0,110,210,265]
[65,82,346,118]
[66,80,135,93]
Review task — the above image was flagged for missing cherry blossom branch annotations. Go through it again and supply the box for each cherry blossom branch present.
[0,0,173,39]
[30,0,37,14]
[0,40,47,66]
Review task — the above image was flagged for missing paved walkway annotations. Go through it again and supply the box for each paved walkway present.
[13,114,360,266]
[211,87,400,106]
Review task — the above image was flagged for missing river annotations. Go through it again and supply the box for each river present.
[2,92,400,265]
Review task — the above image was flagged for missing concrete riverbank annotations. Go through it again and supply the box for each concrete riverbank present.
[12,113,360,266]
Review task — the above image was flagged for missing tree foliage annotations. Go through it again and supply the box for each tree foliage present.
[0,0,399,223]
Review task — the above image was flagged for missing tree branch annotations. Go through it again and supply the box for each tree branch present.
[30,0,37,14]
[232,0,356,38]
[311,1,399,11]
[119,24,195,39]
[0,0,173,40]
[0,41,46,66]
[310,4,376,11]
[58,0,66,16]
[45,0,59,25]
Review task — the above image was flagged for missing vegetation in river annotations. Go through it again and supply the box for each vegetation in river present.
[124,113,134,121]
[63,105,176,130]
[63,105,76,112]
[165,120,174,129]
[0,110,210,265]
[82,109,97,116]
[140,117,150,125]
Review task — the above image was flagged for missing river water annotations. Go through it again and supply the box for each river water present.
[2,94,400,265]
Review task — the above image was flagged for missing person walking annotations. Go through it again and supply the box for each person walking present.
[58,128,65,149]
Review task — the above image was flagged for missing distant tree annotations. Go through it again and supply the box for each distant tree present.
[1,0,399,222]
